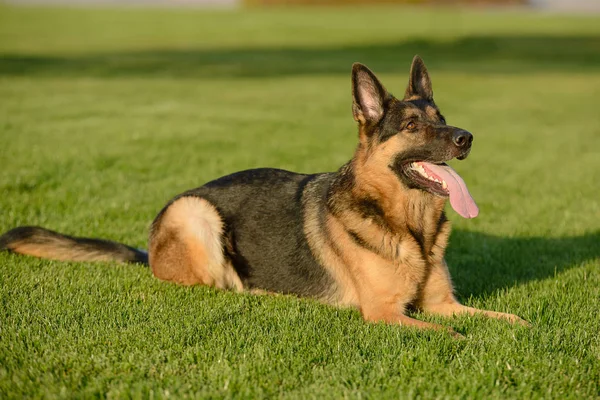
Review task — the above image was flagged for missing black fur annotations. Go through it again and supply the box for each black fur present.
[154,168,337,298]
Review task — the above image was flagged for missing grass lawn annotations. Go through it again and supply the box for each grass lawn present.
[1,4,599,398]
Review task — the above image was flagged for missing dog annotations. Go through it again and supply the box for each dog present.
[0,56,527,335]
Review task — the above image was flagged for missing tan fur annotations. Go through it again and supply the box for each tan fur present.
[416,223,528,325]
[403,94,422,102]
[342,143,444,318]
[304,208,457,335]
[148,197,243,290]
[425,105,439,119]
[420,260,528,325]
[351,125,447,260]
[9,241,118,262]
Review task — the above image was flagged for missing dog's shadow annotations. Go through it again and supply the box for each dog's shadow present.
[445,229,599,298]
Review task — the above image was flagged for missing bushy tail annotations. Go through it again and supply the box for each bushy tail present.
[0,226,148,265]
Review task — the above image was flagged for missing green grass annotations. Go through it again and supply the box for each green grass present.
[1,4,599,398]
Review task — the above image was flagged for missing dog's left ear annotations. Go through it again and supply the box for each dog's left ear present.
[404,55,433,101]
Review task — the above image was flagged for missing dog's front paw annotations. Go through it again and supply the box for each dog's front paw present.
[502,313,531,327]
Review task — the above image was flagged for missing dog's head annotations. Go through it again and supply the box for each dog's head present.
[351,56,478,218]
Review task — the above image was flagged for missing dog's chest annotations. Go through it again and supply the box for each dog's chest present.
[325,217,449,309]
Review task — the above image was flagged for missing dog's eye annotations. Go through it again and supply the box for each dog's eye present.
[406,121,416,130]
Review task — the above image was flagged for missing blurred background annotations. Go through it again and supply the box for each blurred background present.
[3,0,600,11]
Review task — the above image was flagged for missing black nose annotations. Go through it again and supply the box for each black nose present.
[452,130,473,148]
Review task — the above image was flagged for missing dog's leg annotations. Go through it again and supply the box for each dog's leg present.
[361,300,461,336]
[148,196,243,290]
[419,259,529,326]
[352,259,462,337]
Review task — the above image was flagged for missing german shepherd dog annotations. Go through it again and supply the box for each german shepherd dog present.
[0,56,526,335]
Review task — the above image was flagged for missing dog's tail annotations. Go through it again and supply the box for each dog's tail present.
[0,226,148,265]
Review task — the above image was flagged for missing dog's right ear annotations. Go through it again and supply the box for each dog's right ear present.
[352,63,388,125]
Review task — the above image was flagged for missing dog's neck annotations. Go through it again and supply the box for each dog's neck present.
[328,156,447,256]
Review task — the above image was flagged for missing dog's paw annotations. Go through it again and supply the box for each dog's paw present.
[501,313,531,327]
[513,316,532,327]
[448,328,465,339]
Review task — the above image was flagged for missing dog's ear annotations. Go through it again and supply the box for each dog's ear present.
[404,55,433,101]
[352,63,389,125]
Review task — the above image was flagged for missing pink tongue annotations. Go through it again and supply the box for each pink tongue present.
[418,162,479,218]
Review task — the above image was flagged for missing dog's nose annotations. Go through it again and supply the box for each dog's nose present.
[452,130,473,148]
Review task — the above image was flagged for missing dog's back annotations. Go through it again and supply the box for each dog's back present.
[149,168,337,297]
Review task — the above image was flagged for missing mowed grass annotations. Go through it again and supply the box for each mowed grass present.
[1,4,599,398]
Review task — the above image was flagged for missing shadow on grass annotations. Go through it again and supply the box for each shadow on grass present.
[1,35,600,78]
[447,229,600,298]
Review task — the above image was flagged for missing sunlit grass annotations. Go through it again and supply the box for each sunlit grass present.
[0,5,599,398]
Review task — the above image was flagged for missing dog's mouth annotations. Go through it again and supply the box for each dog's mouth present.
[403,161,479,218]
